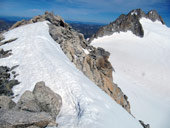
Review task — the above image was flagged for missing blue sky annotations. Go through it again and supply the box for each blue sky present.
[0,0,170,26]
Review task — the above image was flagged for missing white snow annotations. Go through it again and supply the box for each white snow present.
[0,21,142,128]
[83,48,89,54]
[131,11,137,15]
[92,18,170,128]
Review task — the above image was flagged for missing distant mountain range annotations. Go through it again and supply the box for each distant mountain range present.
[0,16,104,38]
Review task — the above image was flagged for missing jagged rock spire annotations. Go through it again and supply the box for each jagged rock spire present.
[89,8,165,43]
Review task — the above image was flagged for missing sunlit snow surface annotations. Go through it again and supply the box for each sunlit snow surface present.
[0,21,142,128]
[92,18,170,128]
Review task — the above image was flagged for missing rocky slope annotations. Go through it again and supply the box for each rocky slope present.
[9,12,130,112]
[89,9,165,42]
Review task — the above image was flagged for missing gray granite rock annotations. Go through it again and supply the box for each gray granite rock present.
[0,109,53,128]
[33,81,62,120]
[15,91,41,112]
[0,96,16,110]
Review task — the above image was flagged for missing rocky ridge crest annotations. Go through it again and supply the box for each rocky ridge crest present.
[88,9,165,42]
[9,12,131,112]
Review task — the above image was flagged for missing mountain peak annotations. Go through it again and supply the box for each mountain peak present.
[89,8,165,42]
[147,10,165,24]
[128,8,146,17]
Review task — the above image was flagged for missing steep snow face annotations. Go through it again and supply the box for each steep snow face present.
[0,21,142,128]
[92,18,170,128]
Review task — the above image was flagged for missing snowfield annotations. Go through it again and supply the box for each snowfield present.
[92,18,170,128]
[0,21,143,128]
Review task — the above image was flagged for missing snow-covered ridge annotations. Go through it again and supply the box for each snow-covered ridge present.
[0,21,143,128]
[92,18,170,128]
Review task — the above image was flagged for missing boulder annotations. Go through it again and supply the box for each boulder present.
[33,81,62,119]
[0,109,53,128]
[0,96,16,110]
[15,91,41,112]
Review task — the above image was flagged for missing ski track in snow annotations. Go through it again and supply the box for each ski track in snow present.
[92,18,170,128]
[0,21,143,128]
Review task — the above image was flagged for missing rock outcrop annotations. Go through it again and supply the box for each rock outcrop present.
[33,81,62,120]
[9,12,131,112]
[0,48,12,58]
[89,9,165,42]
[0,81,62,128]
[0,66,20,96]
[10,20,30,30]
[0,34,20,97]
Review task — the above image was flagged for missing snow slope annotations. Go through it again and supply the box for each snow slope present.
[0,21,143,128]
[92,18,170,128]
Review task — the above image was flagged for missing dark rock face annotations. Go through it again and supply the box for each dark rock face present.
[147,10,165,24]
[89,8,165,42]
[33,81,62,120]
[0,66,20,96]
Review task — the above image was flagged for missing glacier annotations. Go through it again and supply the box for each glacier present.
[92,18,170,128]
